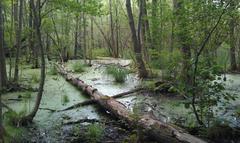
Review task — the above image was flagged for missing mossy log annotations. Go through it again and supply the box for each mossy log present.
[57,64,206,143]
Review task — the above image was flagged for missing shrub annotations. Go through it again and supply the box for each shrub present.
[22,92,32,98]
[106,65,128,83]
[48,65,58,75]
[31,73,39,83]
[72,62,85,73]
[86,123,104,143]
[92,48,110,58]
[62,95,70,104]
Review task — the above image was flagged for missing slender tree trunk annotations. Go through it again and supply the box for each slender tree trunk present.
[83,0,87,64]
[46,33,51,61]
[28,0,34,64]
[174,0,192,85]
[151,0,158,49]
[8,0,14,80]
[109,0,117,58]
[126,0,148,78]
[115,0,119,57]
[74,15,79,58]
[89,16,94,65]
[0,1,7,141]
[229,11,237,71]
[141,0,150,62]
[20,0,45,124]
[14,0,23,82]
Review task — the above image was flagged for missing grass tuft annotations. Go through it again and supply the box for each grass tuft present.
[48,65,58,75]
[72,62,86,73]
[31,73,39,83]
[86,123,104,143]
[106,65,128,83]
[62,95,70,104]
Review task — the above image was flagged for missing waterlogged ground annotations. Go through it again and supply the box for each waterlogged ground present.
[2,59,240,142]
[2,59,141,142]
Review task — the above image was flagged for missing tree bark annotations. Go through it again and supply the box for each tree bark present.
[229,1,237,71]
[20,0,45,124]
[0,0,7,90]
[174,0,192,86]
[14,0,23,82]
[57,64,206,143]
[0,1,7,141]
[126,0,148,78]
[74,13,79,58]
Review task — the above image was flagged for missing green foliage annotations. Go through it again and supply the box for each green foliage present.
[149,49,182,80]
[127,133,138,143]
[106,65,129,83]
[30,73,40,83]
[141,80,156,91]
[85,123,104,143]
[92,48,110,58]
[4,124,24,143]
[4,111,26,126]
[22,92,32,99]
[62,95,70,104]
[72,62,86,73]
[48,65,58,75]
[182,65,236,126]
[235,106,240,117]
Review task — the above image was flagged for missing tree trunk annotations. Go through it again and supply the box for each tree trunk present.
[74,14,79,58]
[229,1,237,71]
[14,0,23,82]
[109,0,117,58]
[174,0,192,85]
[28,0,35,66]
[126,0,148,78]
[0,1,7,141]
[20,0,45,124]
[57,64,206,143]
[83,0,87,64]
[0,1,7,90]
[151,0,158,49]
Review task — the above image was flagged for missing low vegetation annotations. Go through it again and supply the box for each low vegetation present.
[72,62,86,73]
[85,123,104,143]
[48,65,58,75]
[62,95,70,104]
[106,65,129,83]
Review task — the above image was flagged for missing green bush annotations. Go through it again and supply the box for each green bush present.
[72,62,86,73]
[149,49,182,79]
[86,123,104,143]
[92,48,110,58]
[62,95,70,104]
[106,65,128,83]
[48,65,58,75]
[30,72,39,83]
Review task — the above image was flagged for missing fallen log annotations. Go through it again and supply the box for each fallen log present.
[57,64,206,143]
[59,88,143,112]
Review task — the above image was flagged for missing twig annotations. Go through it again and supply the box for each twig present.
[63,118,99,125]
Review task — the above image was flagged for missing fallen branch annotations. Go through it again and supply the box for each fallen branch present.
[7,98,22,101]
[1,102,13,111]
[59,88,143,112]
[57,64,206,143]
[39,107,56,112]
[58,99,96,112]
[63,118,99,125]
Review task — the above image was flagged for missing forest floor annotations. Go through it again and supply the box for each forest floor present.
[2,58,240,143]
